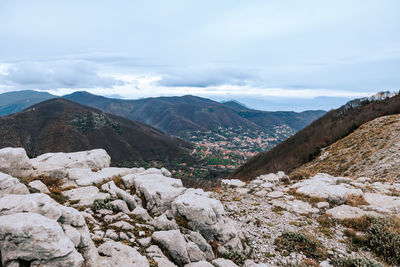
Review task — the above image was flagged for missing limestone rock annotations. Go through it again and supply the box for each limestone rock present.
[0,172,29,197]
[0,193,85,226]
[97,241,149,267]
[0,212,84,267]
[0,147,33,177]
[63,186,110,207]
[172,189,225,240]
[292,173,363,204]
[110,199,130,213]
[221,179,246,189]
[326,205,366,220]
[135,173,186,214]
[29,180,50,194]
[364,193,400,213]
[212,258,239,267]
[31,149,110,177]
[152,230,190,266]
[185,261,214,267]
[67,167,138,186]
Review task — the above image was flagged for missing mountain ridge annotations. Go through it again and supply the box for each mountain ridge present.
[0,98,193,165]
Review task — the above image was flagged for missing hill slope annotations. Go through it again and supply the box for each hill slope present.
[230,93,400,181]
[0,98,192,165]
[0,90,56,116]
[292,114,400,181]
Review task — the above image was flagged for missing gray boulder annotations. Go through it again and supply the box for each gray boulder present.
[0,147,33,177]
[152,230,190,266]
[0,172,29,197]
[0,212,84,267]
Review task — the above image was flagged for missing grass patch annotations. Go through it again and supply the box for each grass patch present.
[274,231,327,260]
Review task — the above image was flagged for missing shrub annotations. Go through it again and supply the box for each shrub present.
[92,198,117,211]
[274,231,327,260]
[340,216,400,265]
[331,257,384,267]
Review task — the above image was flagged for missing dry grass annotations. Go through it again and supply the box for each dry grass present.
[345,195,368,207]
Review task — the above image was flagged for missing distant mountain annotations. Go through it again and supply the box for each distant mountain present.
[63,92,261,134]
[230,93,400,181]
[0,98,192,165]
[63,91,326,136]
[0,90,56,116]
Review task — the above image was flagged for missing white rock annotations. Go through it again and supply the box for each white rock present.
[110,199,130,213]
[0,147,33,177]
[326,205,366,220]
[267,191,284,199]
[244,260,274,267]
[97,241,149,267]
[185,261,214,267]
[135,173,186,214]
[364,193,400,213]
[67,167,136,186]
[212,258,239,267]
[0,193,85,226]
[155,258,178,267]
[152,230,190,265]
[187,231,214,261]
[105,229,119,240]
[171,188,225,240]
[29,180,50,194]
[151,213,179,230]
[101,181,140,209]
[110,221,134,231]
[161,167,172,177]
[317,202,330,209]
[0,212,84,266]
[0,172,29,197]
[187,241,207,262]
[31,149,110,177]
[62,224,82,247]
[292,173,362,204]
[221,179,246,188]
[271,199,319,215]
[63,186,110,206]
[132,206,153,222]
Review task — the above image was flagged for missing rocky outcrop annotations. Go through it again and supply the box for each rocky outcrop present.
[0,148,245,267]
[30,149,111,178]
[0,172,29,197]
[0,213,84,267]
[0,147,32,177]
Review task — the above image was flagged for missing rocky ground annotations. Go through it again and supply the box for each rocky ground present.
[216,172,400,266]
[0,146,400,266]
[0,147,254,267]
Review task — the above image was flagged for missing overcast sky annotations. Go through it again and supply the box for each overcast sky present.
[0,0,399,111]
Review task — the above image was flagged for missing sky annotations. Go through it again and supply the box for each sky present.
[0,0,399,111]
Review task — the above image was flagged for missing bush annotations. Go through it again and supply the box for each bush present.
[341,216,400,265]
[331,257,384,267]
[274,231,327,260]
[92,198,117,211]
[366,217,400,265]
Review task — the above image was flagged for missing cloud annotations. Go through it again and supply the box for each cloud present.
[156,68,257,87]
[0,60,124,90]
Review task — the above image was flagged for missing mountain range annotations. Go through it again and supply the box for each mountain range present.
[0,90,326,138]
[0,98,192,165]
